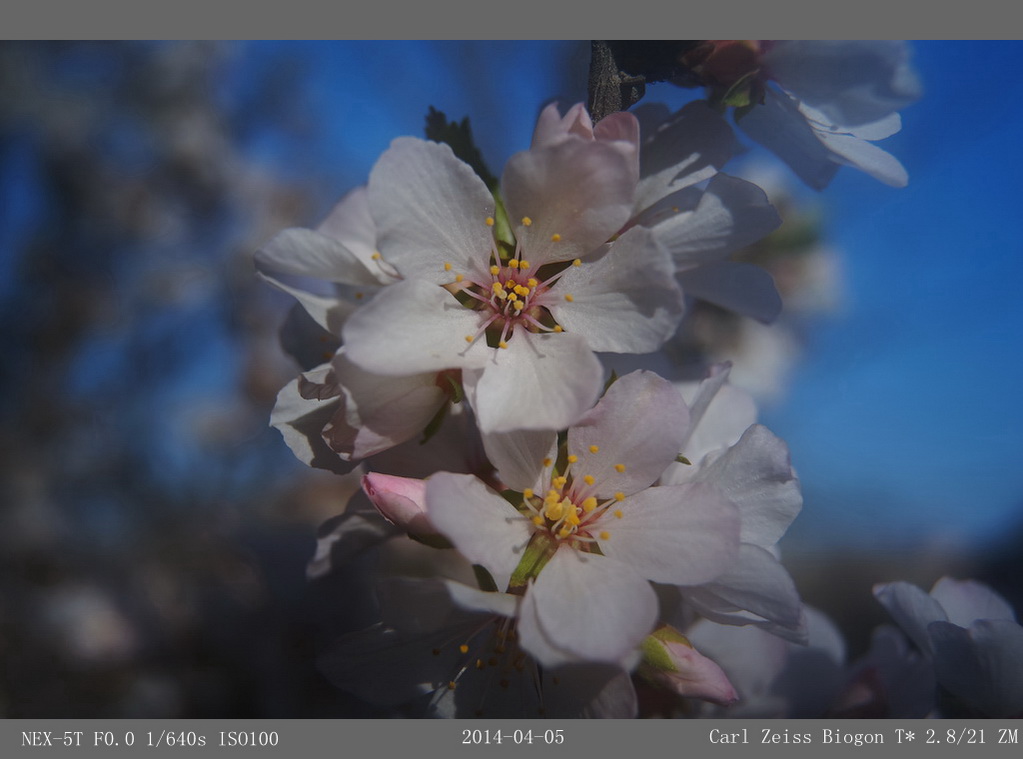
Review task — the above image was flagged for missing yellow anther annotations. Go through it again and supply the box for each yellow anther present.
[490,264,500,275]
[566,512,581,526]
[527,278,538,288]
[521,216,532,226]
[464,335,474,343]
[550,233,561,242]
[444,262,452,271]
[509,258,520,269]
[371,252,381,260]
[448,681,457,690]
[545,489,560,504]
[614,492,625,502]
[455,274,464,283]
[543,457,552,467]
[523,488,533,499]
[552,475,567,488]
[507,292,519,303]
[599,530,610,541]
[532,515,544,526]
[581,496,597,513]
[514,284,529,296]
[553,325,563,333]
[583,474,594,486]
[572,258,582,267]
[486,216,495,226]
[564,294,575,303]
[545,501,564,521]
[498,341,508,349]
[476,659,485,669]
[519,260,529,269]
[567,454,578,464]
[614,509,623,519]
[496,290,508,300]
[492,282,504,293]
[505,279,516,289]
[558,527,571,539]
[671,206,679,213]
[589,445,600,454]
[459,644,469,654]
[614,464,626,473]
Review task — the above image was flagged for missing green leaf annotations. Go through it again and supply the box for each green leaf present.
[675,454,692,466]
[473,564,499,593]
[424,106,497,189]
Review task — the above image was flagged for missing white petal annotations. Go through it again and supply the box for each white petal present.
[518,547,657,667]
[599,482,740,585]
[443,580,518,619]
[874,581,947,656]
[481,427,558,493]
[653,173,781,266]
[531,102,594,147]
[269,375,353,475]
[465,331,603,433]
[255,270,352,335]
[670,371,757,475]
[678,261,782,323]
[255,227,383,287]
[368,137,495,284]
[342,279,489,375]
[814,128,908,187]
[502,138,635,266]
[635,100,737,212]
[692,424,801,548]
[738,87,841,190]
[315,186,380,268]
[550,226,684,353]
[327,353,446,460]
[567,370,690,496]
[764,41,920,127]
[425,472,531,590]
[930,619,1023,718]
[930,577,1017,626]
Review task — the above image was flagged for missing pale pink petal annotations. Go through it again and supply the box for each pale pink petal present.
[368,137,495,284]
[930,577,1017,626]
[269,374,353,475]
[425,472,531,590]
[518,547,657,667]
[326,352,446,460]
[549,226,684,353]
[566,370,689,496]
[654,639,738,705]
[254,227,384,286]
[598,482,740,585]
[464,331,603,433]
[930,619,1023,718]
[874,581,947,656]
[342,279,489,375]
[678,260,782,324]
[653,173,781,267]
[692,424,801,548]
[480,427,558,493]
[531,102,594,147]
[255,270,352,335]
[814,127,908,187]
[315,186,379,268]
[502,138,635,266]
[361,472,436,538]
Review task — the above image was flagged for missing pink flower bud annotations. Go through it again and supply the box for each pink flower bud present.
[361,472,437,538]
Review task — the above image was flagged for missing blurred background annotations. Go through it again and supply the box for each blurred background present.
[0,40,1021,717]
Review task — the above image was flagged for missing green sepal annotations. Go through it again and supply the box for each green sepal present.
[490,189,516,254]
[438,371,464,404]
[507,530,559,594]
[719,69,760,109]
[419,401,449,445]
[473,564,499,593]
[675,454,692,466]
[602,370,620,396]
[639,624,693,674]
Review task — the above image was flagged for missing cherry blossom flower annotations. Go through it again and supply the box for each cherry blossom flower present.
[424,370,741,667]
[874,577,1023,717]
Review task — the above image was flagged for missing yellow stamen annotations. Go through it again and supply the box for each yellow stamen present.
[572,258,582,267]
[459,644,469,654]
[566,512,581,526]
[532,515,544,526]
[476,659,485,669]
[371,252,381,260]
[485,216,495,226]
[514,284,529,296]
[527,278,538,288]
[443,262,452,271]
[564,294,574,302]
[545,500,564,521]
[454,274,464,283]
[552,475,567,488]
[567,454,578,464]
[509,259,520,269]
[521,216,532,226]
[448,681,457,690]
[589,445,600,454]
[599,531,610,541]
[614,492,625,502]
[523,488,533,499]
[614,509,623,519]
[553,325,563,333]
[464,335,473,343]
[543,457,552,467]
[581,496,597,512]
[498,341,508,349]
[519,260,529,269]
[614,464,626,473]
[558,527,571,539]
[550,233,561,242]
[583,474,594,486]
[490,264,500,275]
